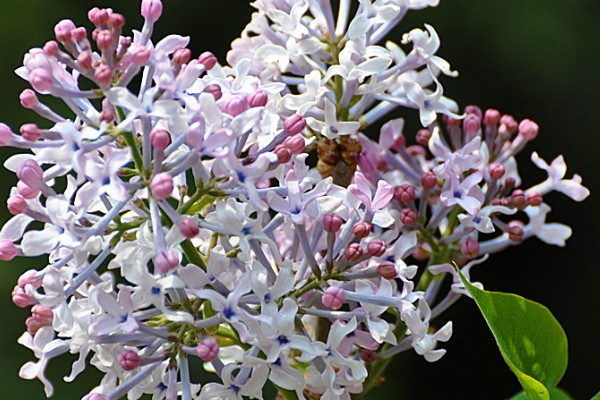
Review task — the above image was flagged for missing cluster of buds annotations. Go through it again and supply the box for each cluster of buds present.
[0,1,588,400]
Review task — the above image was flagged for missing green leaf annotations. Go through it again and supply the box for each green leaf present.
[509,388,574,400]
[591,391,600,400]
[457,269,568,400]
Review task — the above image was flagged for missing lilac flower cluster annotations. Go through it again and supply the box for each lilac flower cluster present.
[0,1,589,399]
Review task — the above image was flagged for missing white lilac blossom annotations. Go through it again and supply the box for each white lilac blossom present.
[0,1,589,400]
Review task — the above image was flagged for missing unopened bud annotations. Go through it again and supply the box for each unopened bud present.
[118,350,140,371]
[173,48,191,65]
[17,159,44,189]
[399,208,417,227]
[19,89,38,109]
[508,221,524,242]
[421,171,438,189]
[17,181,40,199]
[96,30,113,50]
[29,68,53,93]
[367,239,386,257]
[461,238,479,260]
[94,65,112,86]
[179,219,199,238]
[77,51,93,70]
[344,243,363,262]
[282,135,305,154]
[484,108,501,126]
[54,19,75,43]
[322,286,346,310]
[12,285,33,308]
[151,173,173,200]
[274,144,291,164]
[141,0,163,22]
[488,163,505,180]
[7,195,27,215]
[203,84,222,100]
[526,191,543,206]
[154,249,179,274]
[248,90,268,107]
[353,221,371,238]
[20,123,42,142]
[394,184,415,203]
[518,119,539,141]
[378,261,398,279]
[0,239,18,261]
[198,51,217,70]
[222,94,248,116]
[150,129,171,150]
[361,349,377,364]
[43,41,59,56]
[510,189,527,208]
[415,129,431,146]
[283,114,306,135]
[323,213,343,233]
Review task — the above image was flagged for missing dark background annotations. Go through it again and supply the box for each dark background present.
[0,1,598,399]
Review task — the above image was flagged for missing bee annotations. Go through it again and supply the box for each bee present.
[316,137,361,187]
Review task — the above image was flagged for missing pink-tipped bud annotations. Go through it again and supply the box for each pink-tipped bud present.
[248,90,268,107]
[94,9,110,25]
[94,65,112,86]
[463,113,481,138]
[87,7,101,24]
[26,305,53,334]
[109,13,125,29]
[274,144,291,164]
[203,84,222,100]
[29,68,53,93]
[499,115,518,135]
[407,145,425,157]
[173,48,191,65]
[179,219,199,238]
[72,27,88,41]
[508,221,524,242]
[360,349,377,364]
[282,135,305,154]
[17,181,40,199]
[20,123,42,142]
[510,189,527,208]
[154,249,179,274]
[322,286,346,310]
[378,261,398,279]
[284,114,306,135]
[323,213,343,233]
[12,285,33,308]
[484,108,501,126]
[394,184,416,203]
[344,243,363,262]
[444,115,461,128]
[151,173,173,200]
[353,221,371,238]
[0,239,18,261]
[77,51,93,70]
[19,89,38,109]
[54,19,76,43]
[198,51,217,70]
[367,239,386,257]
[461,238,479,260]
[18,269,42,289]
[17,159,44,189]
[118,350,140,371]
[0,123,13,146]
[141,0,163,22]
[399,208,417,227]
[222,94,248,117]
[43,41,59,56]
[488,163,505,180]
[464,105,482,119]
[504,177,516,189]
[150,129,171,150]
[7,194,27,215]
[96,30,113,50]
[415,129,431,146]
[518,119,539,141]
[197,337,219,361]
[526,191,543,206]
[421,171,438,189]
[131,48,151,66]
[491,197,507,206]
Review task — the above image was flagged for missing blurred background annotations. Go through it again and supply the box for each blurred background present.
[0,1,598,399]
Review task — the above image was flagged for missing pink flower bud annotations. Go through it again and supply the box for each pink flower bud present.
[322,286,346,310]
[510,189,527,208]
[12,285,34,308]
[151,173,173,200]
[444,115,461,128]
[222,94,248,116]
[367,239,386,257]
[394,184,416,203]
[26,305,53,334]
[179,219,199,238]
[378,261,398,279]
[94,9,110,25]
[20,89,38,109]
[504,177,516,189]
[109,13,125,29]
[461,238,479,260]
[154,249,179,274]
[20,123,42,142]
[54,19,76,43]
[198,51,217,70]
[0,239,18,261]
[77,51,93,70]
[96,30,113,50]
[132,48,151,66]
[282,135,305,154]
[360,349,377,364]
[499,115,518,135]
[18,269,43,289]
[323,213,343,233]
[203,84,222,100]
[17,181,40,199]
[518,119,539,141]
[353,221,371,238]
[17,159,44,189]
[43,41,59,56]
[399,208,417,227]
[118,350,140,371]
[72,27,88,41]
[150,129,171,150]
[248,90,268,107]
[526,191,543,206]
[415,129,431,146]
[197,337,219,361]
[484,108,501,126]
[29,68,53,93]
[464,105,482,119]
[406,145,425,157]
[488,163,505,180]
[508,221,524,242]
[283,114,306,135]
[491,197,507,206]
[7,194,27,215]
[0,123,13,146]
[94,65,112,86]
[421,171,438,189]
[463,113,481,139]
[274,144,291,164]
[173,48,191,65]
[141,0,163,22]
[344,243,363,262]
